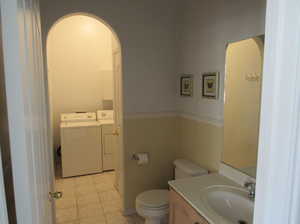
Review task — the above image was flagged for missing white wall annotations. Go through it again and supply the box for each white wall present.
[40,0,266,212]
[41,0,178,116]
[175,0,266,172]
[47,15,114,148]
[176,0,266,125]
[40,0,179,212]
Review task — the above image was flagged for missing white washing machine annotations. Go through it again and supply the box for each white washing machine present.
[97,110,116,171]
[60,112,102,177]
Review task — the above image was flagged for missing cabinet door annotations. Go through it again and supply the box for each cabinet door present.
[169,189,209,224]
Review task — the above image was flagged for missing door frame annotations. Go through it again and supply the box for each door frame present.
[45,12,126,210]
[0,150,8,224]
[0,0,55,223]
[254,0,300,223]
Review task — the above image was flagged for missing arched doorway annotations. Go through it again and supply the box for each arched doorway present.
[46,13,125,223]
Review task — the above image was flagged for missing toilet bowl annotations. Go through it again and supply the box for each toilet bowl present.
[135,159,208,224]
[136,190,169,224]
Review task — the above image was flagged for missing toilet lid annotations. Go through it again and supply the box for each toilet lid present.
[136,190,169,208]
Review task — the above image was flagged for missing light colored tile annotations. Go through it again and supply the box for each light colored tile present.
[78,203,104,219]
[77,193,100,206]
[56,178,75,188]
[75,176,94,186]
[56,183,76,192]
[102,200,122,213]
[99,190,120,202]
[105,173,115,183]
[76,185,97,198]
[105,212,128,224]
[56,207,77,223]
[60,190,76,199]
[56,180,76,199]
[55,172,122,224]
[56,197,76,209]
[93,176,111,185]
[57,221,79,224]
[95,182,114,193]
[79,216,107,224]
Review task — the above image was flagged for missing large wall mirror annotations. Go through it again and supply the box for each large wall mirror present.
[223,35,264,178]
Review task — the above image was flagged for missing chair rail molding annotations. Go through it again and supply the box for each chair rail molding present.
[254,0,300,223]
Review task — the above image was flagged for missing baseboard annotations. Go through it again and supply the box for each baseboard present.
[122,208,136,216]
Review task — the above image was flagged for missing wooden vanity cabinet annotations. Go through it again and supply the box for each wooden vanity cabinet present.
[169,188,209,224]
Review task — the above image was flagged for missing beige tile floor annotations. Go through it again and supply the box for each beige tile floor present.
[55,171,144,224]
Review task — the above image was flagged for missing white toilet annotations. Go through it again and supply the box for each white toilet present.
[136,159,208,224]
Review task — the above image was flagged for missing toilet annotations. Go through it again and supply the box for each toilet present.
[136,159,208,224]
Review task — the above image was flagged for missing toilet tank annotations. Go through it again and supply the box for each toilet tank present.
[174,159,208,179]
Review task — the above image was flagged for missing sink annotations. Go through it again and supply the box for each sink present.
[201,185,254,224]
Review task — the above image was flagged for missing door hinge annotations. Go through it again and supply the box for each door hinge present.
[49,191,63,200]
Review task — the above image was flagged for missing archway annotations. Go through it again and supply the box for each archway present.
[46,13,125,222]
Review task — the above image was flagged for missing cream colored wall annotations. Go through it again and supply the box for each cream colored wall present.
[47,15,114,148]
[123,116,179,209]
[176,117,223,172]
[223,38,262,169]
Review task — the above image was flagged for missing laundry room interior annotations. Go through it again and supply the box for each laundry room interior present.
[47,14,119,179]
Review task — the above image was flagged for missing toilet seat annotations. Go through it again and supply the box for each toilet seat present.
[136,189,169,209]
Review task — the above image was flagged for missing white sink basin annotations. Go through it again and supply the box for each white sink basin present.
[201,185,254,224]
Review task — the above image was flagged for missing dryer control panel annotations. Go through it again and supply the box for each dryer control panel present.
[61,112,96,122]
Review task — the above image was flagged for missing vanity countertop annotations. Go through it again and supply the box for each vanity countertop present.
[168,174,244,224]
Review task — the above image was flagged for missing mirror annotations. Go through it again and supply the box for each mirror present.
[223,35,264,178]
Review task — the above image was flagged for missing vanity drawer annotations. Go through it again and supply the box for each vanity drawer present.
[169,188,209,224]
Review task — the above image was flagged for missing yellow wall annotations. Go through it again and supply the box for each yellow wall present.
[223,38,262,169]
[47,15,114,148]
[123,116,179,209]
[122,115,225,209]
[176,117,223,172]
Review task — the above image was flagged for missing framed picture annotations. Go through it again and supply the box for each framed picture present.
[180,75,193,97]
[202,72,219,99]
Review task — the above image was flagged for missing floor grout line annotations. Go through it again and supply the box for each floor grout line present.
[54,167,144,224]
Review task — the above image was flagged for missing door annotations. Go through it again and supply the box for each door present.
[102,124,117,171]
[0,13,16,223]
[112,49,124,196]
[0,0,56,223]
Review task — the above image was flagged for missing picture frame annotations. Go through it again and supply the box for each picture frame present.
[202,72,219,99]
[180,75,193,97]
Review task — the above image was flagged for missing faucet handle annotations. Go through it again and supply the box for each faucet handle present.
[244,182,255,188]
[244,181,256,199]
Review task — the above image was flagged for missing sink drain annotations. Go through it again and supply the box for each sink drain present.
[238,220,247,224]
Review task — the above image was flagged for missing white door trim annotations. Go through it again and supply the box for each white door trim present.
[254,0,300,223]
[0,150,8,224]
[1,0,55,223]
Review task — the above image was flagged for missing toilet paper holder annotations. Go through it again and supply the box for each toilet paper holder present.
[132,152,149,160]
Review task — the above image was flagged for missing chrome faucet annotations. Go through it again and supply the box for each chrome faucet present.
[244,181,256,199]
